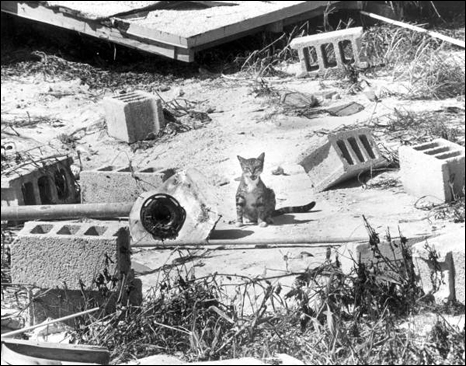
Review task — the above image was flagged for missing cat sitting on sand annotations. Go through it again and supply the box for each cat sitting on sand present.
[236,152,316,227]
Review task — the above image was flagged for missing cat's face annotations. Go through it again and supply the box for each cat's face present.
[238,153,264,181]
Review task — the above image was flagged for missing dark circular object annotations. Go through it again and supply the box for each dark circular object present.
[140,194,186,240]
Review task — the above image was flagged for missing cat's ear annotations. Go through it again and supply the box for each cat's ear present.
[237,155,245,164]
[258,152,265,161]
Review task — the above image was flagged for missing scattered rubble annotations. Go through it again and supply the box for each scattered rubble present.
[1,3,465,365]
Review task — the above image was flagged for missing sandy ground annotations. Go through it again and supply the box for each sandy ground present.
[1,51,465,296]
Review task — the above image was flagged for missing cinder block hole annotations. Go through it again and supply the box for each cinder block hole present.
[54,169,69,200]
[414,142,441,151]
[435,151,463,160]
[117,167,132,172]
[84,226,108,236]
[57,225,81,235]
[337,140,354,165]
[38,176,54,204]
[359,135,376,159]
[424,146,451,155]
[30,224,53,234]
[321,43,337,68]
[114,93,138,100]
[139,167,159,173]
[338,40,354,64]
[98,166,116,172]
[303,46,319,72]
[116,95,146,102]
[21,182,36,205]
[139,167,176,181]
[125,96,147,102]
[159,168,177,181]
[348,137,365,162]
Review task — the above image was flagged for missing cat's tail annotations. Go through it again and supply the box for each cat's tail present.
[272,201,316,217]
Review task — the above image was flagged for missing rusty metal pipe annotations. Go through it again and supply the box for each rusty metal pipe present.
[1,202,134,221]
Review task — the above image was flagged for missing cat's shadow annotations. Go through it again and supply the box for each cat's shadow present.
[272,214,315,226]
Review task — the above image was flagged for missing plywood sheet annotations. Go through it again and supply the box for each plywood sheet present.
[44,1,162,19]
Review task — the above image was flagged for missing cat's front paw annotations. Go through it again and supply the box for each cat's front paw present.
[235,221,244,227]
[258,221,268,228]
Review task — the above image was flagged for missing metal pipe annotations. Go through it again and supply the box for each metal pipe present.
[131,237,369,247]
[1,202,134,221]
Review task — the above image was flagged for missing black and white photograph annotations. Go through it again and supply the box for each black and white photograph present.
[1,1,464,364]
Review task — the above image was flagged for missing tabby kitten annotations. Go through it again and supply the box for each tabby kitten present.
[236,152,316,227]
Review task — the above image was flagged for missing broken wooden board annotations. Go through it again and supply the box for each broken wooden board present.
[1,339,109,365]
[1,1,360,62]
[326,101,365,116]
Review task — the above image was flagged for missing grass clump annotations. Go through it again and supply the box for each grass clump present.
[67,217,465,365]
[362,25,465,100]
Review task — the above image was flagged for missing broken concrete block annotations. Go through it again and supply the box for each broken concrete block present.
[1,157,78,207]
[130,168,221,245]
[27,272,142,325]
[290,27,364,75]
[298,128,387,191]
[280,91,319,108]
[103,91,165,143]
[412,228,465,305]
[336,241,404,278]
[399,139,465,202]
[80,165,175,203]
[11,220,130,290]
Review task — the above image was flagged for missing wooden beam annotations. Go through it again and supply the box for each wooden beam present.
[2,338,109,365]
[186,1,341,48]
[361,10,466,48]
[282,1,360,27]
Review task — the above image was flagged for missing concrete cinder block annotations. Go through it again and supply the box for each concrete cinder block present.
[290,27,365,75]
[399,139,465,202]
[11,221,131,290]
[1,157,78,207]
[298,128,387,191]
[80,165,175,203]
[103,91,165,143]
[28,273,143,325]
[336,241,405,280]
[412,228,465,305]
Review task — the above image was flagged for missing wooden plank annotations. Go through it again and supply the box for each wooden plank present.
[185,1,341,48]
[0,2,189,61]
[282,1,360,27]
[116,19,190,48]
[2,339,109,364]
